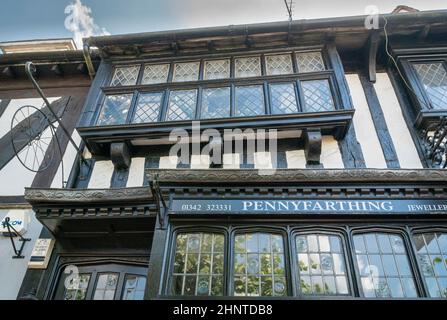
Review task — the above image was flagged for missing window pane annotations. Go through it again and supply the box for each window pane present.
[354,233,417,298]
[122,275,146,300]
[413,232,447,298]
[235,56,261,78]
[413,62,447,110]
[173,62,200,82]
[204,59,230,80]
[201,87,230,119]
[233,233,287,296]
[235,85,264,117]
[97,94,133,125]
[166,90,197,121]
[142,64,169,84]
[265,54,293,75]
[172,233,224,296]
[296,234,350,296]
[301,79,335,112]
[93,273,119,300]
[110,65,140,86]
[132,92,163,123]
[270,83,298,114]
[296,52,325,73]
[64,274,91,300]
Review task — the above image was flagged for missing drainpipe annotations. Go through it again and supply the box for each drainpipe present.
[83,42,96,79]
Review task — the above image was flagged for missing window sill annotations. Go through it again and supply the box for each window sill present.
[77,109,354,156]
[415,109,447,129]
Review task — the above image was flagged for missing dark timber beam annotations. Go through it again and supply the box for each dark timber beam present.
[110,142,131,170]
[304,129,322,165]
[2,66,16,78]
[365,30,380,83]
[50,64,63,76]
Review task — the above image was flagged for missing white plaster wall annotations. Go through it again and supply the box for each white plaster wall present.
[321,136,344,168]
[159,155,178,169]
[223,153,240,169]
[285,150,306,168]
[374,73,422,168]
[254,151,273,169]
[126,157,146,187]
[0,209,43,300]
[190,155,210,169]
[346,74,387,168]
[87,160,114,188]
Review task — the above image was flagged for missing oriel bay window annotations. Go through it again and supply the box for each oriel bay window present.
[94,49,345,126]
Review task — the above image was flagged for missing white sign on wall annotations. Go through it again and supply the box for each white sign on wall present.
[28,238,55,269]
[0,210,28,237]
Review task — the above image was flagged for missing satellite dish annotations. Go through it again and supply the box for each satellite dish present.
[10,105,57,172]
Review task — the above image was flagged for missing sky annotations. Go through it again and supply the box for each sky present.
[0,0,446,47]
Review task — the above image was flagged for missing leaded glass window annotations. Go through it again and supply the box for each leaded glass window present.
[204,59,230,80]
[353,233,418,298]
[93,273,119,300]
[296,234,349,296]
[270,83,298,114]
[234,233,287,297]
[265,54,293,76]
[296,52,325,73]
[201,87,230,119]
[301,80,335,112]
[122,275,146,300]
[413,63,447,110]
[235,56,261,78]
[110,65,140,86]
[173,62,200,82]
[235,85,265,117]
[172,233,225,296]
[64,274,91,300]
[132,92,163,123]
[166,89,197,121]
[142,64,170,84]
[413,232,447,298]
[97,94,133,125]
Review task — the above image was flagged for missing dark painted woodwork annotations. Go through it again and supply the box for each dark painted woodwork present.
[2,66,16,78]
[111,168,129,188]
[304,129,321,165]
[359,74,400,168]
[0,97,70,171]
[110,142,131,170]
[32,96,86,188]
[0,98,10,118]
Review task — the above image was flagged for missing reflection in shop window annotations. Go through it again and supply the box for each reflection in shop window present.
[93,273,119,300]
[172,233,224,296]
[353,233,418,298]
[96,94,133,125]
[201,87,231,119]
[166,90,197,121]
[235,85,265,117]
[122,275,147,300]
[110,65,140,86]
[234,233,287,297]
[413,232,447,298]
[64,274,91,300]
[296,234,349,295]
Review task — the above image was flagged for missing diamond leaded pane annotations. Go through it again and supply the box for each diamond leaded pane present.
[110,65,140,86]
[201,87,230,119]
[166,89,197,121]
[235,56,261,78]
[132,92,163,124]
[235,85,265,117]
[413,63,447,110]
[296,52,325,73]
[265,54,293,76]
[173,62,200,82]
[142,64,170,84]
[204,59,230,80]
[301,80,335,112]
[96,94,133,125]
[270,83,298,114]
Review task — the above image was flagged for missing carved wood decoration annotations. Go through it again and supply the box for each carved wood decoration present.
[304,129,322,165]
[110,142,131,170]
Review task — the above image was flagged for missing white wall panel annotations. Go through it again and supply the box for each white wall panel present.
[223,153,240,169]
[374,73,422,168]
[254,151,273,169]
[126,157,146,187]
[285,150,306,168]
[87,160,114,188]
[346,74,387,168]
[190,155,210,169]
[321,136,344,168]
[159,155,178,169]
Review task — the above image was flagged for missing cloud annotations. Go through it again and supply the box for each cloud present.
[64,0,110,48]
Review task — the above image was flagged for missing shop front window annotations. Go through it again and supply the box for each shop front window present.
[296,233,350,296]
[233,233,287,297]
[353,233,418,298]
